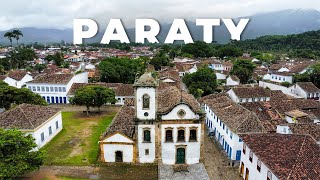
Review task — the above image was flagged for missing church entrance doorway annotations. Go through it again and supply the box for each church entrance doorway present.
[176,148,185,164]
[115,151,123,162]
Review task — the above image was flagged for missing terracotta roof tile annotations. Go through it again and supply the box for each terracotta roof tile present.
[30,73,73,84]
[287,123,320,142]
[231,87,270,98]
[0,104,60,130]
[241,134,320,179]
[7,70,28,81]
[296,82,320,93]
[102,106,135,139]
[204,95,265,133]
[157,86,201,114]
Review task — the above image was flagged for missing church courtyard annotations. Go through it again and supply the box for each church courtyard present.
[42,110,117,165]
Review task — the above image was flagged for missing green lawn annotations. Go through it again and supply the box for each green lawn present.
[42,111,115,166]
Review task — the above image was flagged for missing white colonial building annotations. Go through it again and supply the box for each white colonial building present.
[99,73,204,164]
[226,76,240,86]
[227,87,270,103]
[26,72,88,104]
[291,82,320,100]
[0,104,63,149]
[240,133,320,180]
[200,94,264,163]
[2,70,33,88]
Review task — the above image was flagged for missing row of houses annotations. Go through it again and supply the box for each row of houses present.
[200,86,320,179]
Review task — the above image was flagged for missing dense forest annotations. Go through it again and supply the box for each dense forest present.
[234,30,320,58]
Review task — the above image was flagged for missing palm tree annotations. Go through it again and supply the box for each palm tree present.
[12,29,23,46]
[4,32,14,47]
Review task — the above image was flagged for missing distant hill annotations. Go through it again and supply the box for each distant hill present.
[1,8,320,44]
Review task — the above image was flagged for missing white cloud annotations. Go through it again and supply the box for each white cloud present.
[0,0,319,30]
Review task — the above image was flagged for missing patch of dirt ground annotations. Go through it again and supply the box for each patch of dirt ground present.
[203,130,242,180]
[21,164,158,180]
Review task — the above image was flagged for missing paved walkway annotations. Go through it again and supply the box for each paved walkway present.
[159,163,210,180]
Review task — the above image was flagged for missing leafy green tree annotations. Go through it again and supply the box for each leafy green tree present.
[69,86,96,115]
[281,82,291,87]
[181,41,214,58]
[12,29,23,46]
[8,48,37,69]
[215,45,242,59]
[309,63,320,88]
[0,129,44,179]
[99,57,145,84]
[0,65,5,75]
[149,51,170,70]
[230,60,256,83]
[0,83,47,110]
[183,67,217,98]
[92,86,116,111]
[70,86,116,115]
[34,64,46,73]
[4,32,14,47]
[61,62,70,68]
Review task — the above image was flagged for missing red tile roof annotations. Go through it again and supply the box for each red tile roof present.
[0,104,60,130]
[241,133,320,179]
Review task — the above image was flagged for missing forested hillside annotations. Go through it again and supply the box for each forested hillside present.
[235,30,320,58]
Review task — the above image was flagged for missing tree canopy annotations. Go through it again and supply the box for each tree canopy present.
[0,129,44,179]
[0,82,47,110]
[70,85,116,115]
[234,30,320,59]
[230,60,256,83]
[99,57,145,84]
[294,63,320,88]
[181,41,214,58]
[183,67,217,98]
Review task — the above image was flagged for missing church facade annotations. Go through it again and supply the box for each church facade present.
[99,73,204,164]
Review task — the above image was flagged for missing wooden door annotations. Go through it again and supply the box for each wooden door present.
[176,148,185,164]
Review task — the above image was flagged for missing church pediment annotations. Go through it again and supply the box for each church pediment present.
[102,132,134,143]
[161,104,199,120]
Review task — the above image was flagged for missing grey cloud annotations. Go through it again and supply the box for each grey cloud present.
[0,0,319,30]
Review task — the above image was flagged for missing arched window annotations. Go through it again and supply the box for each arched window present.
[143,129,151,142]
[142,94,150,109]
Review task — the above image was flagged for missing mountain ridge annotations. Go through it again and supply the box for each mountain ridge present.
[1,8,320,44]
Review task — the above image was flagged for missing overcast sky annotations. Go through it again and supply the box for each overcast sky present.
[0,0,319,31]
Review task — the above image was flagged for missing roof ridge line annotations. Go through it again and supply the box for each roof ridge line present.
[286,135,308,179]
[18,104,35,129]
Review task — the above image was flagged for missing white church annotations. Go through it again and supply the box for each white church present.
[99,73,204,164]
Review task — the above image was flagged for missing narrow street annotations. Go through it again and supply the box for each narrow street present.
[203,132,242,180]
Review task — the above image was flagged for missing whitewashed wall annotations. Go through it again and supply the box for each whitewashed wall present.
[269,74,293,84]
[226,77,240,86]
[137,125,156,163]
[292,84,308,98]
[259,81,299,98]
[240,144,279,180]
[136,87,156,120]
[26,72,88,104]
[161,124,201,165]
[162,104,199,120]
[204,104,243,160]
[101,133,134,163]
[30,112,63,149]
[215,72,227,80]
